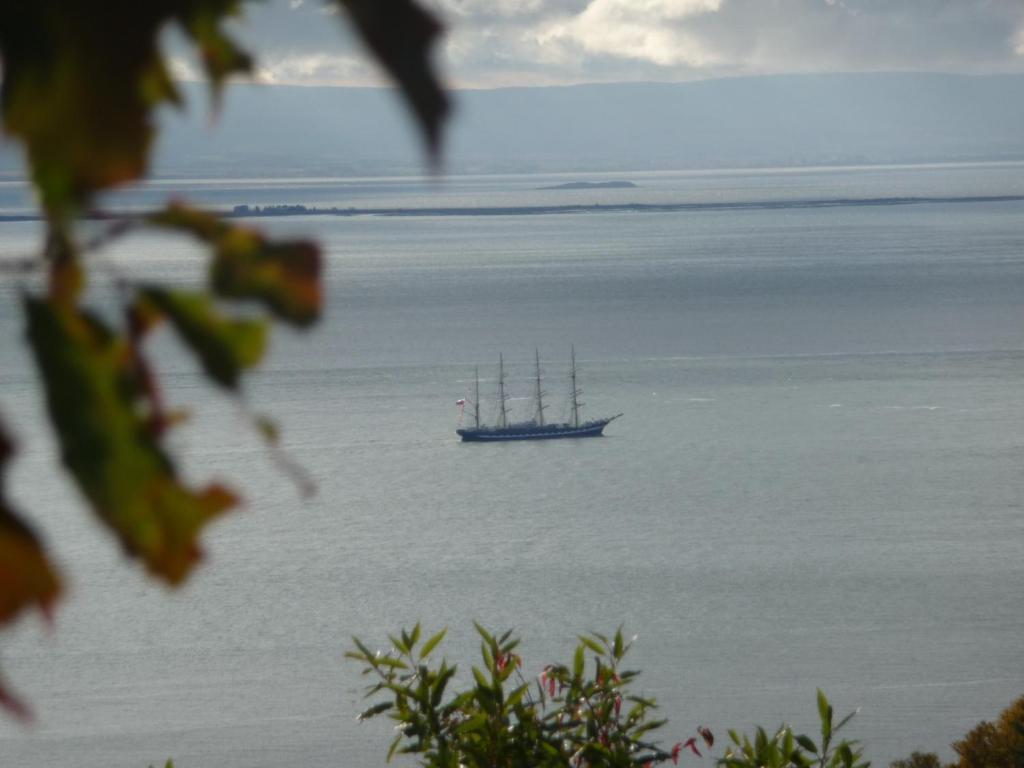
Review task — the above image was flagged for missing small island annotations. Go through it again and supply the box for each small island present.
[536,180,637,190]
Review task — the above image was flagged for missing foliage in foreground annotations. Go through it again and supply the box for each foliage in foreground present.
[0,0,448,717]
[350,623,870,768]
[719,689,868,768]
[349,624,714,767]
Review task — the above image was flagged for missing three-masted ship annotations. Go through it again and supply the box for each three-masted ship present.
[456,347,621,442]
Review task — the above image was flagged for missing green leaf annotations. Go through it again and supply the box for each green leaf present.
[337,0,450,158]
[149,204,322,327]
[386,733,402,762]
[573,644,584,679]
[388,633,409,654]
[141,288,266,390]
[24,297,236,584]
[419,628,447,659]
[472,666,490,690]
[796,734,818,754]
[506,683,528,709]
[834,708,859,734]
[578,635,605,656]
[456,712,487,734]
[837,743,854,767]
[472,621,494,646]
[817,689,831,725]
[358,701,393,721]
[430,664,455,707]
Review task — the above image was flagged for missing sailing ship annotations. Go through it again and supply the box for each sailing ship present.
[456,347,621,442]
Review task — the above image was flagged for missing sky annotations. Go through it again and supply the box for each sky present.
[195,0,1024,89]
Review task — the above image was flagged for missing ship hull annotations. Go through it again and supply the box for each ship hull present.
[457,418,615,442]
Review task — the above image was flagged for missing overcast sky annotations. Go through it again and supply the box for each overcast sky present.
[200,0,1024,89]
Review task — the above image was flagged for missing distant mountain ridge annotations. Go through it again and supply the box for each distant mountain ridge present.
[4,73,1024,177]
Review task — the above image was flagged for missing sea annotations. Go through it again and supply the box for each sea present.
[0,163,1022,768]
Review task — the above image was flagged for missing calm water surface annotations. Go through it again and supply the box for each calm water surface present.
[0,165,1022,767]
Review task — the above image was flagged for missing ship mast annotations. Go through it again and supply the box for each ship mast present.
[497,354,509,428]
[534,348,547,426]
[473,366,481,428]
[569,344,583,428]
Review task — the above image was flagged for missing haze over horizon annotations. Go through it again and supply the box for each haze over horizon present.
[150,72,1024,177]
[5,2,1024,179]
[202,0,1024,88]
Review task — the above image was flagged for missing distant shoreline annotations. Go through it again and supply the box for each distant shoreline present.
[536,181,638,190]
[2,194,1024,223]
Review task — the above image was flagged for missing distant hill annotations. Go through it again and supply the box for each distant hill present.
[4,73,1024,177]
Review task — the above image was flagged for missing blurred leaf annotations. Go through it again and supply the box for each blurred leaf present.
[0,422,61,722]
[179,2,252,108]
[358,701,393,721]
[796,734,818,754]
[834,708,859,734]
[254,415,279,444]
[149,204,322,327]
[0,3,251,217]
[818,689,832,731]
[506,683,528,709]
[837,742,854,767]
[386,733,402,762]
[141,288,267,390]
[0,424,61,627]
[471,666,489,690]
[338,0,450,159]
[0,5,171,215]
[25,297,236,584]
[472,621,494,646]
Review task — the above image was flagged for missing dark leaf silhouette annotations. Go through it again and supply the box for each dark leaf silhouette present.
[339,0,451,158]
[0,3,250,217]
[25,297,236,584]
[149,204,322,327]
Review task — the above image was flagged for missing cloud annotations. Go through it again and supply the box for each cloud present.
[254,53,381,86]
[539,0,723,68]
[198,0,1024,88]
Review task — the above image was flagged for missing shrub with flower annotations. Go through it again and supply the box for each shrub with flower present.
[347,624,712,768]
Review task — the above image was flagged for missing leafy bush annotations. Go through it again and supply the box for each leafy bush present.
[889,752,946,768]
[348,624,713,768]
[719,690,868,768]
[951,694,1024,768]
